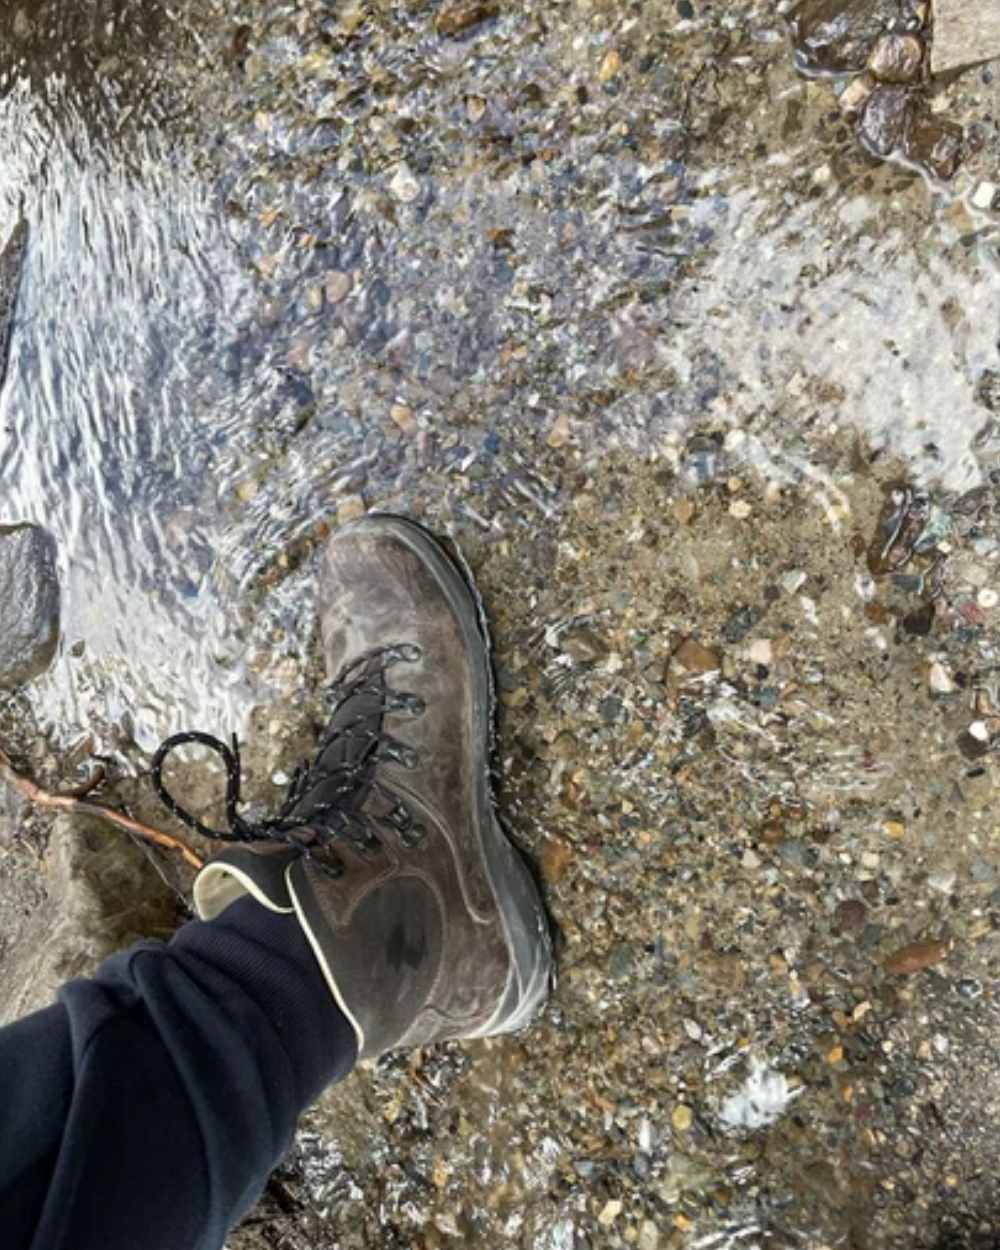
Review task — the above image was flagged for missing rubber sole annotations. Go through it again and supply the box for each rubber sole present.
[361,512,555,1037]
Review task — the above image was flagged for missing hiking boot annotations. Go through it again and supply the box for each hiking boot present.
[159,514,553,1058]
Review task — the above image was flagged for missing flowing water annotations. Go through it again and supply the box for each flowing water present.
[4,1,1000,1247]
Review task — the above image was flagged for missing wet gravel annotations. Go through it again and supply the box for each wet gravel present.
[3,0,1000,1248]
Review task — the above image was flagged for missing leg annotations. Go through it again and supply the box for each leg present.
[0,897,356,1250]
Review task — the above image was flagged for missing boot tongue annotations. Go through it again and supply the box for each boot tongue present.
[289,660,386,827]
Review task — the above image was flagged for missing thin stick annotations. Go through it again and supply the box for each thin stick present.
[0,748,205,870]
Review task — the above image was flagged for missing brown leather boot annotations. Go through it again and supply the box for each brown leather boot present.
[162,514,553,1059]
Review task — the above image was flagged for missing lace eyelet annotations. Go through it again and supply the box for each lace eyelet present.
[400,822,426,849]
[387,800,412,831]
[381,741,420,770]
[391,692,425,717]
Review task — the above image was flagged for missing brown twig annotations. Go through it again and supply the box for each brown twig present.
[0,748,205,870]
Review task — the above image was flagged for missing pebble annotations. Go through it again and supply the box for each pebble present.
[434,0,499,36]
[671,1104,692,1132]
[781,569,807,594]
[598,48,622,83]
[336,494,366,523]
[672,498,697,525]
[546,412,571,448]
[958,726,991,761]
[884,938,949,975]
[928,661,955,694]
[598,1199,623,1227]
[722,605,757,643]
[972,181,998,211]
[834,899,867,932]
[389,162,420,203]
[978,588,999,608]
[927,870,957,894]
[748,638,772,667]
[639,1219,660,1250]
[389,403,416,434]
[729,499,752,519]
[839,73,875,117]
[542,835,575,885]
[325,270,353,303]
[867,32,924,83]
[560,626,608,662]
[673,637,721,674]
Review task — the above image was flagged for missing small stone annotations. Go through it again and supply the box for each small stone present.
[547,413,572,448]
[466,94,487,122]
[859,86,915,158]
[781,569,807,595]
[777,839,809,868]
[548,731,578,760]
[390,403,416,434]
[905,112,963,181]
[834,899,867,932]
[609,943,635,980]
[884,938,949,975]
[883,819,906,839]
[598,48,622,83]
[598,1199,623,1227]
[389,162,420,203]
[598,695,626,724]
[672,498,696,525]
[336,494,366,524]
[729,499,752,519]
[867,33,923,83]
[748,638,772,667]
[325,270,353,303]
[928,870,957,894]
[673,637,721,674]
[928,661,955,694]
[978,588,999,608]
[561,627,608,663]
[722,605,756,644]
[434,0,499,36]
[958,727,991,761]
[972,181,999,211]
[638,1220,660,1250]
[236,478,258,503]
[838,73,875,118]
[671,1104,692,1132]
[540,837,574,884]
[827,1044,844,1064]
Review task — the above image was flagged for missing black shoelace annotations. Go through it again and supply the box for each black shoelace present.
[150,643,427,874]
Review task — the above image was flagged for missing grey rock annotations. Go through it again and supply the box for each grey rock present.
[777,838,810,868]
[609,943,636,980]
[0,523,60,689]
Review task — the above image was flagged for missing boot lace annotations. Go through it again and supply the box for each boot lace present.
[150,643,427,876]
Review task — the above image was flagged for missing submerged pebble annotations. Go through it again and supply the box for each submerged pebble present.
[884,938,949,974]
[867,33,923,83]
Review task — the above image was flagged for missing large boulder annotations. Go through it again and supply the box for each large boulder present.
[0,523,60,688]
